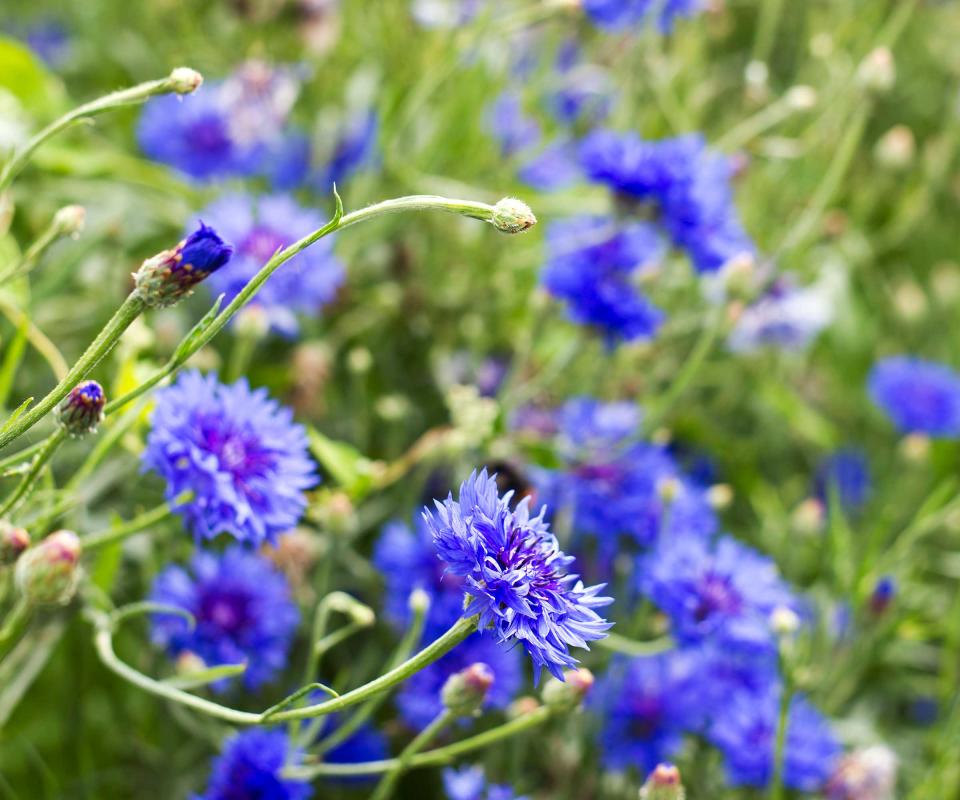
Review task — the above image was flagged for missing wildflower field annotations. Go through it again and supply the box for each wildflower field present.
[1,0,959,797]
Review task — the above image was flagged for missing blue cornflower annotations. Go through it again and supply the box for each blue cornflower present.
[10,20,70,66]
[443,766,529,800]
[195,729,311,800]
[641,534,799,653]
[143,370,316,545]
[579,131,754,273]
[868,356,960,437]
[518,139,582,191]
[485,92,541,157]
[546,44,615,126]
[709,686,840,791]
[195,193,345,336]
[315,109,379,190]
[150,547,299,691]
[593,652,708,774]
[542,216,666,346]
[374,517,523,727]
[423,470,613,682]
[815,449,871,512]
[583,0,704,33]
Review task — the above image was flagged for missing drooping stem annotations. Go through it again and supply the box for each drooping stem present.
[370,710,454,800]
[0,292,146,451]
[0,429,65,517]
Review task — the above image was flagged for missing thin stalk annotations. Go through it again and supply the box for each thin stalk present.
[0,292,146,451]
[596,632,673,658]
[370,710,454,800]
[82,494,187,552]
[0,598,31,661]
[0,70,196,192]
[0,296,69,380]
[770,679,794,800]
[0,429,65,517]
[0,440,49,476]
[289,706,554,780]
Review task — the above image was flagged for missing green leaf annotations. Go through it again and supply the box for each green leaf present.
[0,317,28,409]
[0,37,66,117]
[0,396,34,437]
[162,662,248,690]
[307,426,376,498]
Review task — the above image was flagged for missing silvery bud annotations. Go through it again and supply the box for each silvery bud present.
[169,67,203,95]
[857,48,895,94]
[491,197,537,234]
[53,205,86,237]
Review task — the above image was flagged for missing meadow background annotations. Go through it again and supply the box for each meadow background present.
[0,0,959,798]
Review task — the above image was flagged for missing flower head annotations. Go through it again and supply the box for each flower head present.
[143,370,316,545]
[641,534,799,654]
[443,766,529,800]
[583,0,704,33]
[57,380,105,437]
[422,470,613,682]
[542,216,666,346]
[196,729,311,800]
[868,356,960,437]
[196,193,344,336]
[134,223,233,308]
[150,546,299,691]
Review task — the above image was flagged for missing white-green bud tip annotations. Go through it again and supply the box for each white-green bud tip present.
[169,67,203,95]
[857,47,895,94]
[53,205,86,237]
[491,197,537,234]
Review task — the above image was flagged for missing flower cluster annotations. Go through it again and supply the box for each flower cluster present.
[423,470,613,682]
[868,356,960,437]
[143,371,316,546]
[195,193,345,336]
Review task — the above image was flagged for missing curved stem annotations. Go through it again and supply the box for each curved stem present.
[0,292,146,451]
[0,296,69,381]
[0,72,192,192]
[0,429,65,517]
[82,494,187,552]
[596,632,674,658]
[370,710,453,800]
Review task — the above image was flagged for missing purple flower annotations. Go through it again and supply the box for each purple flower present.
[709,686,840,791]
[583,0,704,33]
[641,534,799,654]
[815,449,871,512]
[195,193,345,336]
[195,729,311,800]
[485,92,541,156]
[143,371,316,545]
[150,547,299,691]
[728,275,837,352]
[542,216,667,346]
[315,109,379,190]
[868,356,960,437]
[518,139,582,191]
[423,470,613,682]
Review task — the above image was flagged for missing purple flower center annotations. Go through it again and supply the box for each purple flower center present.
[200,591,251,634]
[693,572,742,623]
[187,116,233,158]
[196,415,275,481]
[627,695,664,738]
[241,226,288,263]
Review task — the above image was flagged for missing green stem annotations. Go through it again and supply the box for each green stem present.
[0,215,65,284]
[750,0,785,66]
[596,632,673,658]
[0,71,194,192]
[0,429,65,517]
[0,439,47,475]
[0,292,146,451]
[82,494,187,552]
[370,710,454,800]
[289,706,554,780]
[0,598,31,661]
[770,677,795,800]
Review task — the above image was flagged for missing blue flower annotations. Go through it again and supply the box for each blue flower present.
[542,216,666,346]
[423,470,613,682]
[709,686,840,791]
[143,370,316,545]
[518,140,582,191]
[485,92,541,156]
[150,547,299,691]
[10,20,70,67]
[815,449,871,512]
[315,109,379,190]
[195,729,311,800]
[195,193,345,336]
[582,0,704,33]
[579,131,754,273]
[322,722,390,785]
[640,534,799,654]
[868,356,960,437]
[593,651,708,774]
[443,766,528,800]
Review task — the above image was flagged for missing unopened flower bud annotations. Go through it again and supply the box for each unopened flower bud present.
[57,380,106,437]
[792,497,825,535]
[408,587,431,617]
[176,651,207,675]
[0,521,30,565]
[899,433,930,463]
[874,125,915,171]
[53,205,85,237]
[235,305,271,339]
[507,695,540,720]
[857,47,895,94]
[825,745,898,800]
[786,85,818,111]
[134,223,232,308]
[656,477,681,504]
[442,662,494,717]
[15,530,81,606]
[770,605,801,636]
[707,483,733,509]
[347,346,373,374]
[541,667,594,711]
[869,575,896,616]
[640,764,685,800]
[491,197,537,234]
[169,67,203,94]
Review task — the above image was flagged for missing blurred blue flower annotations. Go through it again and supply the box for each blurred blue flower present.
[709,686,840,791]
[316,109,379,190]
[593,651,708,774]
[815,448,871,512]
[641,533,799,654]
[195,728,311,800]
[322,722,390,784]
[10,20,70,66]
[423,469,613,682]
[583,0,704,33]
[518,139,582,191]
[150,547,299,691]
[196,193,345,336]
[443,766,528,800]
[143,370,316,545]
[868,356,960,437]
[485,92,541,156]
[542,216,666,346]
[579,130,754,273]
[869,575,896,615]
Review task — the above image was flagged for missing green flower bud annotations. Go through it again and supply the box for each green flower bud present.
[640,764,685,800]
[541,667,594,711]
[169,67,203,95]
[15,530,81,606]
[441,662,494,718]
[53,205,86,237]
[57,380,106,437]
[491,197,537,234]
